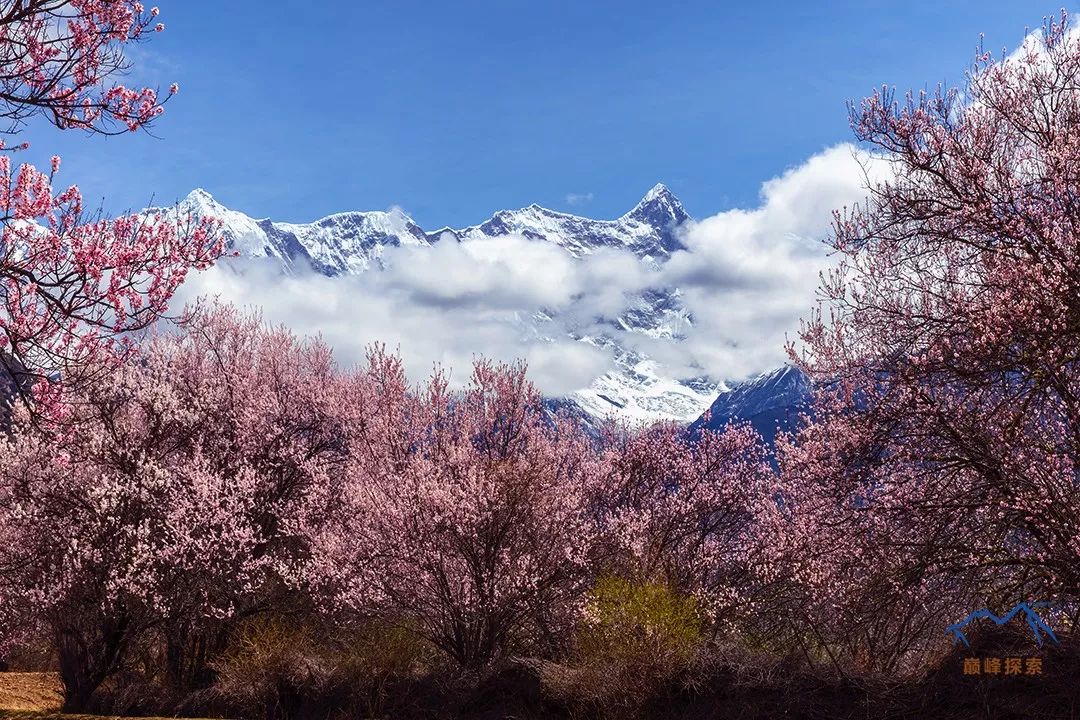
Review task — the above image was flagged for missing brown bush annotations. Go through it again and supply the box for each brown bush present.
[210,615,439,720]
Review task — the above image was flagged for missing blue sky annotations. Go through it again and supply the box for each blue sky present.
[18,1,1052,227]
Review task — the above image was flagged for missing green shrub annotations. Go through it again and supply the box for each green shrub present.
[580,575,702,665]
[552,576,704,718]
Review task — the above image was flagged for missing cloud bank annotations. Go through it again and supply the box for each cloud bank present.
[176,236,653,395]
[651,143,886,380]
[174,143,885,397]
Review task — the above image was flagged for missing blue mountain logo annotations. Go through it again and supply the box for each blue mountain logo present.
[946,602,1060,648]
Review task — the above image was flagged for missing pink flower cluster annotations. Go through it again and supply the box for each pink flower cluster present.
[0,1,176,133]
[0,157,224,412]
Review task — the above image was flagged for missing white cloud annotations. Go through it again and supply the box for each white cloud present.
[565,192,594,206]
[174,235,651,395]
[174,143,885,399]
[651,143,887,381]
[645,143,886,381]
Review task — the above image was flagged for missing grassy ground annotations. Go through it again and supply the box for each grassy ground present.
[0,715,166,720]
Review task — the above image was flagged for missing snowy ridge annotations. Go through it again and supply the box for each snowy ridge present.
[436,183,689,260]
[163,184,721,424]
[174,189,430,275]
[690,365,812,445]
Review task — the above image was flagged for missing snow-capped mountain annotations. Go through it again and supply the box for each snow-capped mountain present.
[689,365,812,446]
[168,184,725,424]
[177,188,431,275]
[434,183,689,260]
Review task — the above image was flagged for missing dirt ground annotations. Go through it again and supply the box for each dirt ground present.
[0,672,62,713]
[0,673,232,719]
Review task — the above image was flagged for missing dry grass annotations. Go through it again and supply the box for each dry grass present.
[0,673,226,720]
[0,674,62,713]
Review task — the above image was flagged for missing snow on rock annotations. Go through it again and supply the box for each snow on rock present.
[163,185,722,424]
[690,365,812,446]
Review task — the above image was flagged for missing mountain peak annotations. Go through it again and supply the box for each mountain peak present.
[184,187,216,203]
[179,188,228,215]
[690,364,812,448]
[643,182,673,202]
[157,184,723,424]
[623,183,689,228]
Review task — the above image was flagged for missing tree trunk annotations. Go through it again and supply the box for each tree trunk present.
[165,622,230,691]
[56,612,131,713]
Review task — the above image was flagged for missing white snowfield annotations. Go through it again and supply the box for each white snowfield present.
[164,184,725,424]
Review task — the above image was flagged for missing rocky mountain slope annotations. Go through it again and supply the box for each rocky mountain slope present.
[689,365,812,446]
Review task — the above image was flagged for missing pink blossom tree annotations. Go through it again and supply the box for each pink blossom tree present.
[755,394,985,674]
[0,2,222,410]
[303,351,602,671]
[590,421,775,630]
[771,11,1080,672]
[0,1,175,134]
[0,305,352,709]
